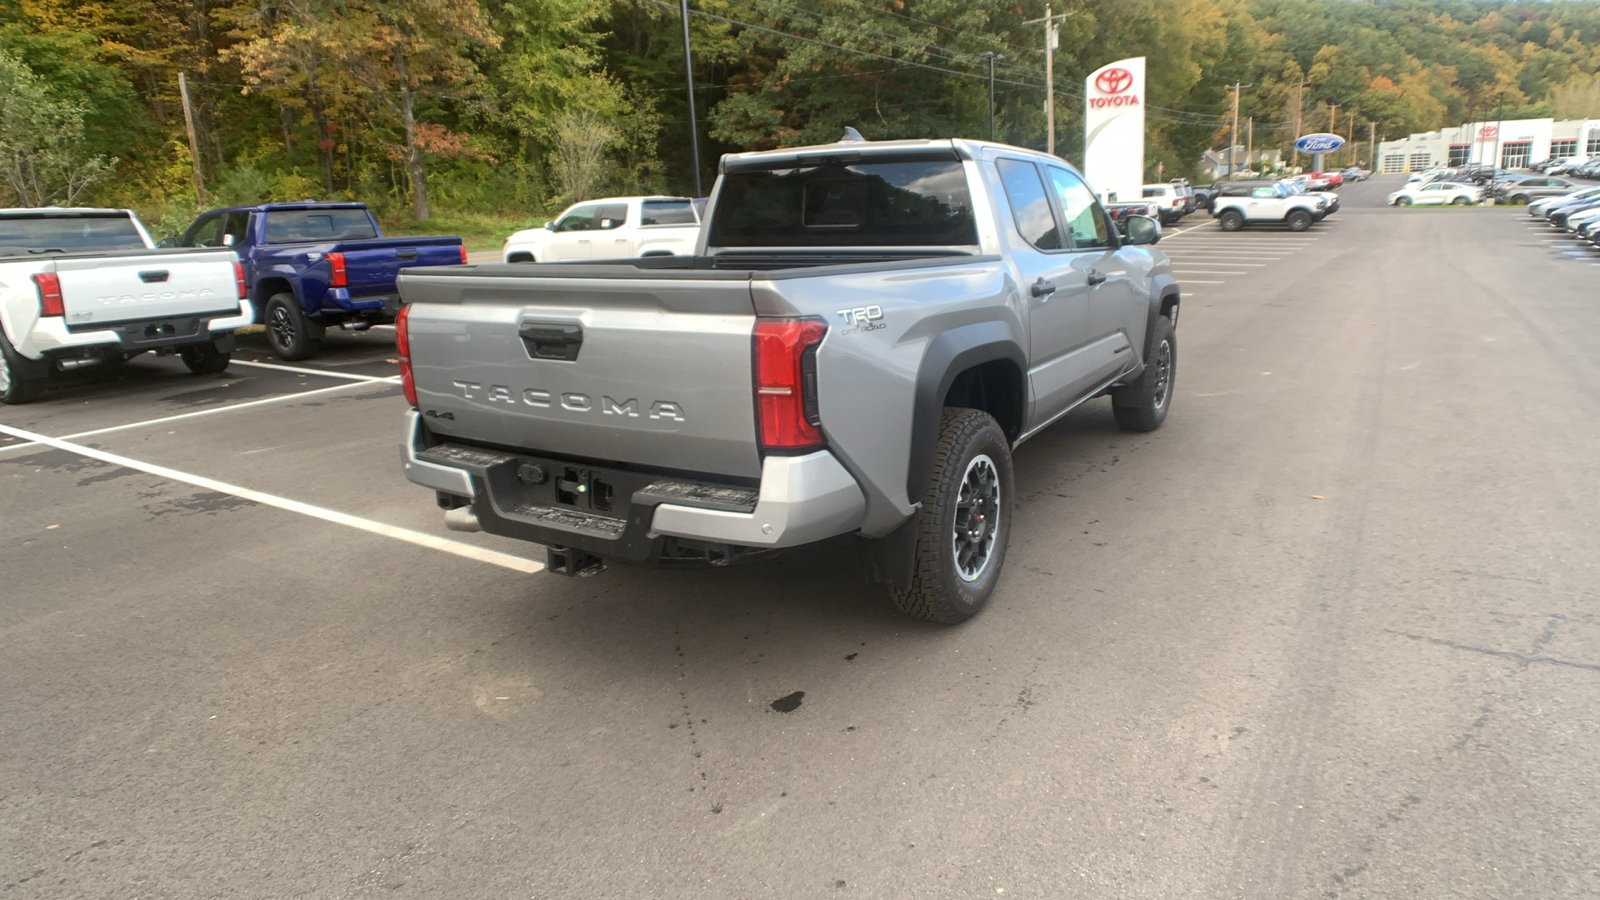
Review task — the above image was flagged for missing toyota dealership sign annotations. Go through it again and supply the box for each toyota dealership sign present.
[1083,57,1146,203]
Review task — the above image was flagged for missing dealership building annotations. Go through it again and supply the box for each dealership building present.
[1375,118,1600,172]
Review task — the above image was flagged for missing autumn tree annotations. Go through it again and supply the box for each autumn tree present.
[0,48,114,206]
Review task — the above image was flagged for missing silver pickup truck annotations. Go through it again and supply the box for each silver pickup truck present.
[399,136,1180,624]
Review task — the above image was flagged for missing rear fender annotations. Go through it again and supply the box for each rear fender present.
[905,321,1027,501]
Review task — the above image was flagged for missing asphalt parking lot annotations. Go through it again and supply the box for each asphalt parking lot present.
[5,175,1599,898]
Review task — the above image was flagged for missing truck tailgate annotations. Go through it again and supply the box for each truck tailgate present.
[341,239,464,295]
[400,266,763,480]
[52,248,239,327]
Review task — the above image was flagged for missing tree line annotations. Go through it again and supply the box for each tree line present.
[3,0,1600,227]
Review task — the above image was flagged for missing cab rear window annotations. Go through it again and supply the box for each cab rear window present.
[709,161,976,247]
[263,209,378,243]
[0,214,145,255]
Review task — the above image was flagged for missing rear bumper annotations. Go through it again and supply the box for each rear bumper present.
[319,288,400,318]
[22,298,253,360]
[400,411,866,562]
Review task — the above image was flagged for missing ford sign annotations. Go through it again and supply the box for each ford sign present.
[1294,133,1346,153]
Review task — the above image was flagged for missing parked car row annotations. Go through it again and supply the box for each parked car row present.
[1139,181,1195,225]
[1528,184,1600,246]
[0,202,466,403]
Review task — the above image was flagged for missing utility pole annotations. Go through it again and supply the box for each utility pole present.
[1228,82,1251,179]
[177,73,206,208]
[1290,80,1308,167]
[678,0,702,197]
[1024,5,1070,155]
[1246,117,1253,174]
[1329,103,1338,135]
[980,52,1004,140]
[1369,120,1376,169]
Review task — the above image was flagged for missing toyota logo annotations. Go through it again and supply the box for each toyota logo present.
[1478,126,1498,141]
[1095,67,1134,95]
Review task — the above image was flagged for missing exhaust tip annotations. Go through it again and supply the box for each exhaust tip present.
[444,506,482,533]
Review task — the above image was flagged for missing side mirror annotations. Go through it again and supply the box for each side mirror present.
[1124,215,1161,245]
[222,234,236,248]
[544,221,556,231]
[599,218,614,229]
[156,237,177,248]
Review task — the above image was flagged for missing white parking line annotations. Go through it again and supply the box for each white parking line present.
[1172,270,1249,275]
[0,380,389,455]
[230,359,400,383]
[1161,253,1283,259]
[1179,280,1227,284]
[0,422,544,574]
[1172,262,1267,267]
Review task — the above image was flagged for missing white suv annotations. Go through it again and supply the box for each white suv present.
[1211,182,1326,232]
[1141,184,1187,224]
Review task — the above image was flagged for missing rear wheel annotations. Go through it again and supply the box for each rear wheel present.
[180,341,231,375]
[0,330,45,405]
[1509,194,1529,205]
[888,408,1014,625]
[264,293,322,361]
[1395,196,1413,207]
[1286,209,1312,232]
[1218,209,1244,232]
[1452,196,1472,206]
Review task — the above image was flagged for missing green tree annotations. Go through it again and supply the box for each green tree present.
[0,48,114,206]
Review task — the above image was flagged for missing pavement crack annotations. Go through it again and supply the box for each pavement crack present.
[1386,629,1600,674]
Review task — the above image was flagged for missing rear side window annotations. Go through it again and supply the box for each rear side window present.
[262,209,378,243]
[641,200,698,225]
[1251,187,1276,198]
[1142,188,1161,198]
[709,160,977,248]
[995,158,1062,250]
[0,214,146,255]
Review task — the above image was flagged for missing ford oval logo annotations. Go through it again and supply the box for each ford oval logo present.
[1095,67,1134,95]
[1294,133,1346,153]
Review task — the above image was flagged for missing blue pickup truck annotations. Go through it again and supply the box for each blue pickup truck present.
[176,202,464,360]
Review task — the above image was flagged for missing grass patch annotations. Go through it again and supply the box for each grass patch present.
[377,210,550,251]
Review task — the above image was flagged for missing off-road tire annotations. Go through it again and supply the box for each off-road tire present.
[1286,209,1313,232]
[264,293,323,362]
[0,329,45,405]
[888,408,1014,625]
[1112,314,1176,433]
[1218,209,1244,232]
[180,341,231,375]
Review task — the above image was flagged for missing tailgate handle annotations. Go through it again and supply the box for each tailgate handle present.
[519,322,583,362]
[396,249,418,261]
[139,270,170,283]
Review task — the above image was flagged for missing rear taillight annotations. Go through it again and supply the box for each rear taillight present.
[753,318,826,451]
[396,304,416,407]
[232,261,247,300]
[32,273,63,317]
[327,252,347,288]
[458,245,468,265]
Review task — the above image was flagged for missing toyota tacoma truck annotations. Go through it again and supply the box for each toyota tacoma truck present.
[397,136,1181,624]
[501,196,703,263]
[1,207,251,404]
[176,202,465,361]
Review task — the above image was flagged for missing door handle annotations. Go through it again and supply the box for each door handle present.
[139,270,170,283]
[1087,271,1108,287]
[396,249,418,261]
[1030,278,1056,297]
[519,321,584,361]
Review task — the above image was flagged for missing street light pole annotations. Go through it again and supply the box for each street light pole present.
[1492,90,1506,171]
[678,0,702,197]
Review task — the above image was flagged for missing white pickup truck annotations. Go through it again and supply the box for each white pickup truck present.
[501,196,702,263]
[0,208,252,404]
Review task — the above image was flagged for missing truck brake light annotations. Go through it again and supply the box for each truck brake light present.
[232,261,247,300]
[458,245,468,265]
[327,252,347,288]
[753,318,826,452]
[396,304,416,407]
[32,273,63,317]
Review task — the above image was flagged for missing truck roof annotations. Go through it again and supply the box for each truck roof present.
[0,207,135,217]
[719,136,1066,174]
